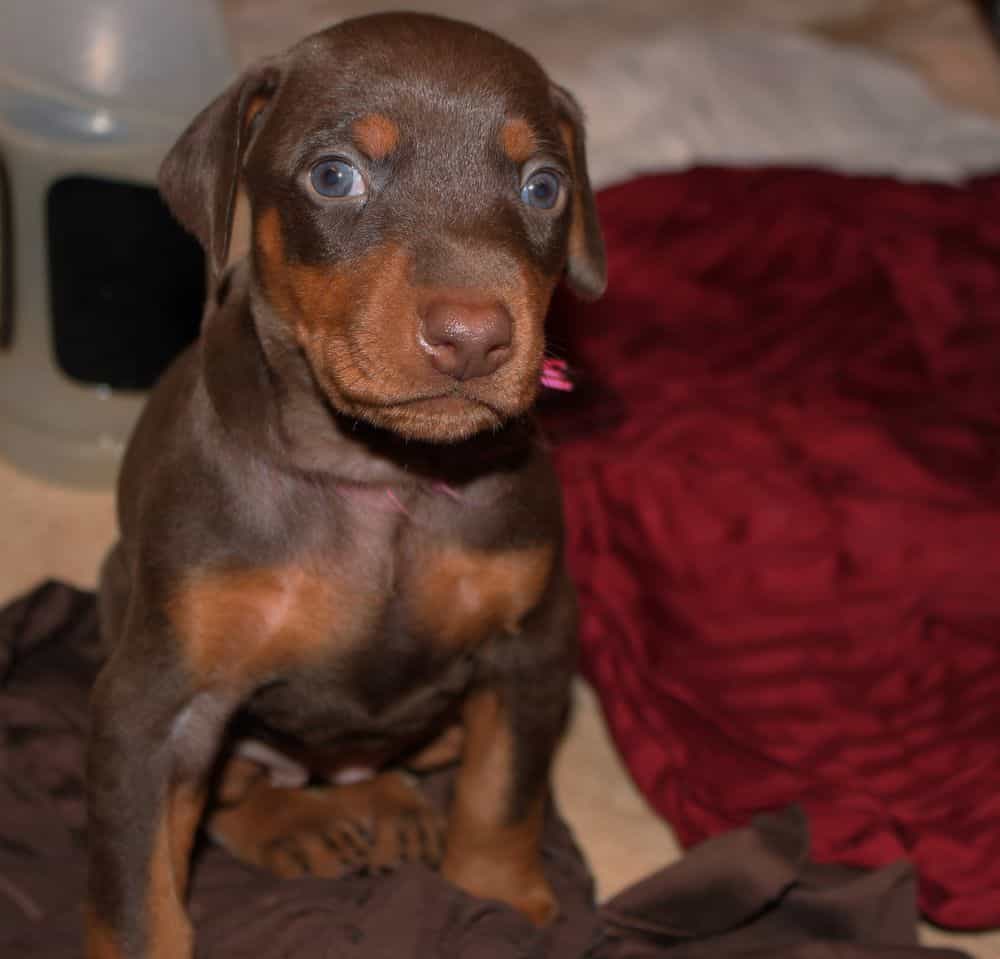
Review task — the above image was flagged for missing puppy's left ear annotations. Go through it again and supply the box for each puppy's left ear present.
[552,85,606,301]
[159,58,285,278]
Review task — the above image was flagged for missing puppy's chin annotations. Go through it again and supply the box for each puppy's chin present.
[372,401,505,443]
[313,360,541,443]
[330,393,519,444]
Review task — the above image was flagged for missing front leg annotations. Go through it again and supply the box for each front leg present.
[86,645,235,959]
[441,572,575,925]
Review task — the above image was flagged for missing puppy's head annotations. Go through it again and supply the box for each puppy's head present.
[161,13,605,443]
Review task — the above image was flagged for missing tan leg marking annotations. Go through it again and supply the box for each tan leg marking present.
[84,907,125,959]
[405,724,465,772]
[442,690,556,926]
[145,780,207,959]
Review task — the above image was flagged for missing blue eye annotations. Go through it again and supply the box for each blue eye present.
[520,170,563,210]
[309,157,366,198]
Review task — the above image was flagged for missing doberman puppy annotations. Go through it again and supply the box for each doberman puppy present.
[86,12,605,958]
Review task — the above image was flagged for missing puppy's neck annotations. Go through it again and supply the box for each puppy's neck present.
[200,264,537,487]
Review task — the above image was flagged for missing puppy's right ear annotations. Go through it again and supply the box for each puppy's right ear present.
[159,59,284,278]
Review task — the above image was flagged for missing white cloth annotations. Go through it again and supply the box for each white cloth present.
[226,0,1000,184]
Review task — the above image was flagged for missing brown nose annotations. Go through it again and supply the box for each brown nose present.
[420,299,513,381]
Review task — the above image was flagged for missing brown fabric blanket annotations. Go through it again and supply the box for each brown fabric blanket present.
[0,581,968,958]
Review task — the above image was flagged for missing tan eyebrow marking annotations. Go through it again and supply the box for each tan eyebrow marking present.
[351,113,400,160]
[501,117,538,163]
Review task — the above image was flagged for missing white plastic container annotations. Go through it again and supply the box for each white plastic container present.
[0,0,234,487]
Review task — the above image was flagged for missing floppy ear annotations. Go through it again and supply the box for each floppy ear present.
[159,60,284,277]
[551,85,607,301]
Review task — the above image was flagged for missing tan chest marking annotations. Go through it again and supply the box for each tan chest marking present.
[409,544,554,649]
[168,564,371,684]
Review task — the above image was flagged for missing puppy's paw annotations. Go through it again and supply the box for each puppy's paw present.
[207,766,444,878]
[508,878,559,927]
[442,854,558,926]
[365,771,446,871]
[260,815,371,878]
[208,774,371,878]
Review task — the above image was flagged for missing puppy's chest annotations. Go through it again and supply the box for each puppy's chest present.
[170,515,553,687]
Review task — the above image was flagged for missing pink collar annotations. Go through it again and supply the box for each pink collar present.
[541,357,574,392]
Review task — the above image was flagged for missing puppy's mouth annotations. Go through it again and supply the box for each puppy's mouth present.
[345,387,518,443]
[399,393,493,417]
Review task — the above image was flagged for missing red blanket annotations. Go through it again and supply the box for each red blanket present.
[546,168,1000,930]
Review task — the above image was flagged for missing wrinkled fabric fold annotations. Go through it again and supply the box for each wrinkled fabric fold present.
[0,581,972,957]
